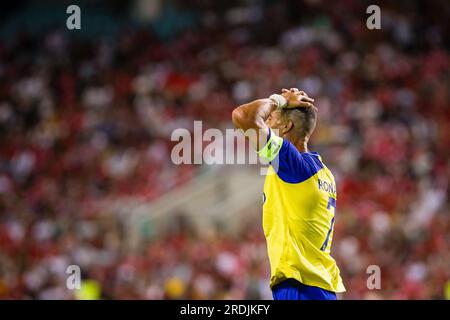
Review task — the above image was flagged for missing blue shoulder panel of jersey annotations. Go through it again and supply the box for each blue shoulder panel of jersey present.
[271,139,324,184]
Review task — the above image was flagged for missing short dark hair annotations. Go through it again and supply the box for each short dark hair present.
[280,106,318,139]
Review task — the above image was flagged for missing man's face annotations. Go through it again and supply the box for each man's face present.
[265,109,285,134]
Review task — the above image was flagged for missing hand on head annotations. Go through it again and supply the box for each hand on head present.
[281,88,315,109]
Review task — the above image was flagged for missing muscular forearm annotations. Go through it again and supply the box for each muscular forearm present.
[231,99,277,132]
[231,98,278,150]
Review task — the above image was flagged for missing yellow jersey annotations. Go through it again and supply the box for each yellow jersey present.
[257,129,345,292]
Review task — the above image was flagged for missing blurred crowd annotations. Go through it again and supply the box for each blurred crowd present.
[0,0,449,299]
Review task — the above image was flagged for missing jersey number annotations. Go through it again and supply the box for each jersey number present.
[320,197,336,251]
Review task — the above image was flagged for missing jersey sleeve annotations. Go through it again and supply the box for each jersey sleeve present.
[256,128,283,162]
[258,129,323,183]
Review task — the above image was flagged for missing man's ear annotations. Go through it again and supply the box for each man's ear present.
[281,119,294,136]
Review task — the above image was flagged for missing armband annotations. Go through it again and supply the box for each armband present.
[257,129,283,162]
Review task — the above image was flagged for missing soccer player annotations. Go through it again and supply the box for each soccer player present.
[231,88,345,300]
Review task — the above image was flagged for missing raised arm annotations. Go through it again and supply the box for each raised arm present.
[231,98,276,150]
[231,89,315,150]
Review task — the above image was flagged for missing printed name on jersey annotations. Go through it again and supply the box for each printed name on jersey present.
[318,178,336,195]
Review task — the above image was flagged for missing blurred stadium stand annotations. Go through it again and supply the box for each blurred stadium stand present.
[0,0,449,299]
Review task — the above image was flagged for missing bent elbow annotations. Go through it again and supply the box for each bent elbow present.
[231,108,245,129]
